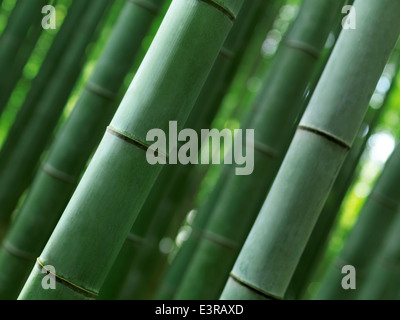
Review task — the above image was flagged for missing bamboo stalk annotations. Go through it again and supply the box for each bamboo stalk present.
[97,0,266,300]
[0,2,45,111]
[0,0,46,115]
[357,196,400,300]
[175,0,345,300]
[316,141,400,300]
[220,0,400,300]
[18,0,244,300]
[0,0,111,231]
[0,0,165,300]
[108,0,270,301]
[0,0,89,172]
[155,166,230,299]
[286,55,400,300]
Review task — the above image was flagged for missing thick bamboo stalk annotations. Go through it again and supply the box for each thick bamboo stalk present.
[286,56,400,300]
[220,0,400,300]
[175,0,345,300]
[98,0,265,300]
[0,0,111,230]
[0,0,164,300]
[316,142,400,300]
[18,0,244,300]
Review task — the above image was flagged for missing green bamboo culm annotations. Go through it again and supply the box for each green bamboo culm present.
[0,0,90,176]
[18,0,244,300]
[286,57,400,300]
[316,142,400,300]
[357,189,400,300]
[101,0,270,300]
[174,0,345,300]
[220,0,400,300]
[155,167,229,299]
[0,0,111,232]
[0,0,165,300]
[0,0,46,115]
[0,10,44,112]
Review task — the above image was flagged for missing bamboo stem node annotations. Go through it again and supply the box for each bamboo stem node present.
[106,126,168,160]
[247,139,278,158]
[3,241,36,261]
[85,82,117,101]
[369,191,400,211]
[42,163,77,184]
[35,258,98,299]
[228,274,281,300]
[283,39,321,60]
[219,46,234,60]
[199,0,236,22]
[200,230,239,251]
[128,0,161,15]
[298,125,351,150]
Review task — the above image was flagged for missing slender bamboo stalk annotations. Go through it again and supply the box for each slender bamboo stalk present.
[0,0,164,300]
[18,0,244,300]
[175,0,345,300]
[316,141,400,300]
[220,0,400,300]
[357,196,400,300]
[0,0,111,231]
[286,56,400,300]
[155,166,230,299]
[0,0,46,115]
[0,0,89,176]
[0,6,44,111]
[99,0,264,300]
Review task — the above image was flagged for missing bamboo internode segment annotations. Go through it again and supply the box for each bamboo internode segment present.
[222,0,400,300]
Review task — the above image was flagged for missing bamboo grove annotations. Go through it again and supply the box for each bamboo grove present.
[0,0,399,300]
